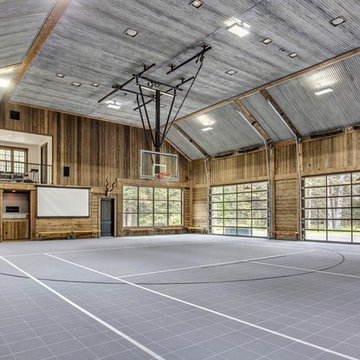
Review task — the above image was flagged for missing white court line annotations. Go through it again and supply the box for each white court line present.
[117,250,315,278]
[254,260,360,279]
[3,241,196,258]
[46,253,358,360]
[0,256,164,360]
[2,236,327,258]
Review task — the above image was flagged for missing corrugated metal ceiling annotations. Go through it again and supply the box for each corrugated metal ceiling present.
[165,127,204,160]
[268,53,360,136]
[0,0,56,68]
[241,93,294,141]
[178,103,263,156]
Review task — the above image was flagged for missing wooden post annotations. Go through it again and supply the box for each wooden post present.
[0,190,3,242]
[29,190,37,241]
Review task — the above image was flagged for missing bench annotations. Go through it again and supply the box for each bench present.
[37,229,101,241]
[127,227,154,236]
[37,231,72,241]
[186,226,207,234]
[71,230,101,239]
[159,226,185,235]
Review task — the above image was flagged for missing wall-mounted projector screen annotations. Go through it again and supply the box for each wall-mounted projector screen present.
[37,186,90,218]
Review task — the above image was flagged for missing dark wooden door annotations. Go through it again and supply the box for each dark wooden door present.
[101,198,114,236]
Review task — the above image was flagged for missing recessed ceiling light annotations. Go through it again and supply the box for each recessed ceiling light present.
[91,83,99,87]
[227,23,250,38]
[289,52,298,58]
[105,100,121,110]
[124,28,139,37]
[226,69,237,76]
[190,0,204,9]
[0,79,10,88]
[160,104,167,108]
[71,81,81,87]
[261,38,272,45]
[174,105,181,108]
[315,88,333,96]
[330,16,346,26]
[202,127,213,132]
[56,73,65,78]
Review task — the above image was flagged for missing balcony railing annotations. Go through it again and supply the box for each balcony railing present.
[0,161,52,184]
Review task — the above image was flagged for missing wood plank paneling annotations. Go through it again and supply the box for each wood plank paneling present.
[2,219,29,240]
[0,102,189,187]
[275,179,298,240]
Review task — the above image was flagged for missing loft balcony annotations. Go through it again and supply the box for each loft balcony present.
[0,161,53,184]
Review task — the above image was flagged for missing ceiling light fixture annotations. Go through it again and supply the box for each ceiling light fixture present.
[160,104,167,108]
[226,69,237,76]
[71,81,81,87]
[56,73,65,78]
[315,88,333,96]
[124,28,139,37]
[190,0,204,9]
[289,52,298,58]
[330,16,346,26]
[261,38,272,45]
[0,79,10,88]
[105,100,121,110]
[202,127,213,132]
[227,23,250,38]
[91,83,99,87]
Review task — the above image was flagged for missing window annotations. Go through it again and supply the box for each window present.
[0,147,27,173]
[303,172,360,243]
[210,181,269,237]
[123,186,182,227]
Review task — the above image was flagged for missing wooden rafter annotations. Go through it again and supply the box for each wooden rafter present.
[172,47,360,125]
[2,0,72,102]
[163,137,192,162]
[0,63,21,74]
[173,124,209,158]
[260,89,301,140]
[234,100,273,145]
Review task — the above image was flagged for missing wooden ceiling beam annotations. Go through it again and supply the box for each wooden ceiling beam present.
[2,0,72,102]
[163,137,192,162]
[173,124,209,158]
[260,89,301,140]
[172,47,360,125]
[234,100,273,145]
[0,63,21,74]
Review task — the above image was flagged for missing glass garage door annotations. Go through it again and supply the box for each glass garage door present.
[303,172,360,243]
[210,182,269,238]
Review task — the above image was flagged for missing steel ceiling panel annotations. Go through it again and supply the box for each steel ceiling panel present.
[268,54,360,136]
[11,0,360,126]
[0,0,56,68]
[241,93,294,141]
[165,127,204,160]
[178,103,263,156]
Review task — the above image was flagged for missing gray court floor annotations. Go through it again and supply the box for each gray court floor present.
[1,235,360,360]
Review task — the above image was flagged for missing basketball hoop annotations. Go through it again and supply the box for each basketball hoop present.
[157,172,172,180]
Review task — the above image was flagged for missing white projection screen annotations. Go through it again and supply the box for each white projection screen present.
[37,186,90,217]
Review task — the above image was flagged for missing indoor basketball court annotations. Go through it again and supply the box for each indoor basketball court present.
[1,0,360,359]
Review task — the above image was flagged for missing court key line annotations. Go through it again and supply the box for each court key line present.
[116,250,316,278]
[0,256,165,360]
[45,253,358,360]
[254,260,360,279]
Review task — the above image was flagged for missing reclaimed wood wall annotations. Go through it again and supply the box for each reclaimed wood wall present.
[0,102,190,240]
[0,102,189,186]
[191,130,360,239]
